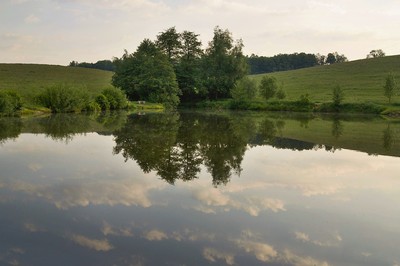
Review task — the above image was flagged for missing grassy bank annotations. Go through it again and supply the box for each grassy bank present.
[251,55,400,105]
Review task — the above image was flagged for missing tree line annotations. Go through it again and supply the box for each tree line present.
[247,52,348,74]
[69,60,115,71]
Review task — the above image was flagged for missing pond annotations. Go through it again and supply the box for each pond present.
[0,111,400,265]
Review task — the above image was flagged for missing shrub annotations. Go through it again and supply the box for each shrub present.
[276,89,286,100]
[0,91,22,116]
[332,85,344,107]
[259,76,278,100]
[95,94,110,111]
[231,77,257,101]
[38,84,89,113]
[102,87,128,110]
[84,101,101,112]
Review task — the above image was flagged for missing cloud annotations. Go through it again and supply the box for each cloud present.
[144,229,168,241]
[295,231,342,247]
[69,234,113,251]
[235,239,278,262]
[203,247,235,265]
[192,187,285,216]
[23,223,46,233]
[24,14,40,23]
[101,222,133,237]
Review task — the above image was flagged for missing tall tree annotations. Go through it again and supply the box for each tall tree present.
[367,49,385,58]
[156,27,181,61]
[112,39,180,108]
[383,73,397,103]
[175,30,205,101]
[202,26,248,99]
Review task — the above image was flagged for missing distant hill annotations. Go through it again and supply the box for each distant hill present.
[252,55,400,104]
[0,64,113,104]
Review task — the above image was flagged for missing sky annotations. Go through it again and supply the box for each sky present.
[1,0,400,65]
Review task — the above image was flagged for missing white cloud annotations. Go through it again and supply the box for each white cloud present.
[295,231,342,247]
[235,239,278,262]
[69,234,114,251]
[101,222,133,237]
[203,247,235,265]
[144,229,168,241]
[24,14,40,23]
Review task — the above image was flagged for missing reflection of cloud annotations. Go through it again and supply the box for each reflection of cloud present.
[171,228,215,242]
[295,231,342,247]
[28,163,42,172]
[193,187,285,216]
[23,223,45,233]
[282,249,329,266]
[101,222,133,237]
[234,230,329,265]
[70,234,113,251]
[144,230,168,241]
[2,177,164,210]
[203,247,235,265]
[235,239,277,262]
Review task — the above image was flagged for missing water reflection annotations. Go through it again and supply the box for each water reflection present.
[1,111,400,265]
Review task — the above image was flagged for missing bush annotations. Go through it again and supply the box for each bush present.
[259,76,278,100]
[332,85,344,107]
[84,101,101,112]
[95,94,110,111]
[0,91,22,116]
[102,87,128,110]
[38,84,89,113]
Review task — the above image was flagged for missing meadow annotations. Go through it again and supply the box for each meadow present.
[0,64,113,106]
[251,55,400,105]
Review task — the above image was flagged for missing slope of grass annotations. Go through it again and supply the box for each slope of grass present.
[0,64,113,105]
[251,55,400,105]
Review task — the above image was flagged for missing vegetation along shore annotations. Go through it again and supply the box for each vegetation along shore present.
[1,27,399,116]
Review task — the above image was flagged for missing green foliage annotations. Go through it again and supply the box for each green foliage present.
[84,101,101,112]
[383,73,397,103]
[231,76,257,101]
[0,90,22,116]
[95,94,110,111]
[112,39,180,108]
[259,76,278,100]
[202,26,249,99]
[276,88,286,100]
[332,85,344,107]
[102,87,128,109]
[37,84,90,113]
[367,49,385,59]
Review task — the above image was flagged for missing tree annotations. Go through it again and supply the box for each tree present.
[326,53,336,64]
[230,76,257,101]
[326,52,348,64]
[202,26,248,99]
[259,76,278,100]
[383,73,397,103]
[112,39,181,108]
[175,30,205,102]
[332,84,344,107]
[367,49,385,59]
[156,27,181,61]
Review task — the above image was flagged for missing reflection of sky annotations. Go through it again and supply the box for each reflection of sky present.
[1,134,400,265]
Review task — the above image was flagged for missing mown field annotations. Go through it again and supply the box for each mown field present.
[251,55,400,105]
[0,64,113,105]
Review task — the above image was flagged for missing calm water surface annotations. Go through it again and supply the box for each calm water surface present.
[0,111,400,266]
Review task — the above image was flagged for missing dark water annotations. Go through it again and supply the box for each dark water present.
[0,111,400,266]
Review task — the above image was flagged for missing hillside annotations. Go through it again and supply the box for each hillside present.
[0,64,113,104]
[251,55,400,104]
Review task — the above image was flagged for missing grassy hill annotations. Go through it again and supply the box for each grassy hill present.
[251,55,400,105]
[0,64,113,105]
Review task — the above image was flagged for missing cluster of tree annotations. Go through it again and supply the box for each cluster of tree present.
[69,60,115,71]
[111,26,248,107]
[367,49,385,59]
[247,52,348,74]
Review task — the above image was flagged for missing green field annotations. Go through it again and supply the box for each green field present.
[251,55,400,105]
[0,64,113,105]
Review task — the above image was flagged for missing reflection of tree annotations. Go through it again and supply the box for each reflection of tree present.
[0,117,22,144]
[331,117,344,140]
[383,124,395,151]
[37,114,93,142]
[112,112,250,186]
[113,113,181,183]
